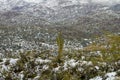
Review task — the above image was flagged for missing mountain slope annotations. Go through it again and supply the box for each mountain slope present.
[0,0,120,39]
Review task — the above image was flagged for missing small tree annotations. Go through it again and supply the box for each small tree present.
[56,32,64,63]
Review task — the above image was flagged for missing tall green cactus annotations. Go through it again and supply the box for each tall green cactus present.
[56,32,64,62]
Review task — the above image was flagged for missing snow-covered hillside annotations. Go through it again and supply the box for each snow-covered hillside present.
[0,0,120,40]
[0,0,120,23]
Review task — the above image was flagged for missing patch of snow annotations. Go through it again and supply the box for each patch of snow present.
[95,66,99,70]
[0,53,4,58]
[2,65,8,71]
[19,72,24,80]
[2,58,8,63]
[2,64,9,71]
[78,68,84,72]
[19,49,24,53]
[96,51,101,54]
[9,58,19,65]
[69,59,78,67]
[44,0,58,8]
[89,76,102,80]
[43,65,49,70]
[105,72,116,77]
[63,59,78,70]
[96,51,102,56]
[84,38,89,41]
[90,72,117,80]
[53,66,60,72]
[36,58,51,64]
[79,0,89,4]
[34,75,40,80]
[25,0,43,3]
[101,7,109,10]
[80,61,93,66]
[41,43,50,47]
[24,0,58,8]
[92,0,120,5]
[81,56,85,60]
[105,72,117,80]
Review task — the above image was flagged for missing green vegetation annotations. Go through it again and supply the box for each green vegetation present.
[56,32,64,63]
[0,33,120,80]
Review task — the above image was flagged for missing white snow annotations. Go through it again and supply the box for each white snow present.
[81,56,85,60]
[25,0,43,3]
[34,76,40,80]
[0,0,120,12]
[63,59,78,70]
[23,0,120,5]
[68,59,78,68]
[9,58,19,65]
[36,58,51,64]
[90,76,102,80]
[2,64,9,71]
[95,66,99,70]
[53,66,60,72]
[1,58,18,71]
[105,72,117,80]
[24,0,58,8]
[84,38,89,41]
[79,0,89,4]
[78,67,84,72]
[43,65,49,70]
[92,0,120,5]
[105,72,116,77]
[2,58,8,63]
[44,0,58,8]
[19,71,24,80]
[90,72,117,80]
[41,43,50,47]
[80,61,93,66]
[0,53,4,58]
